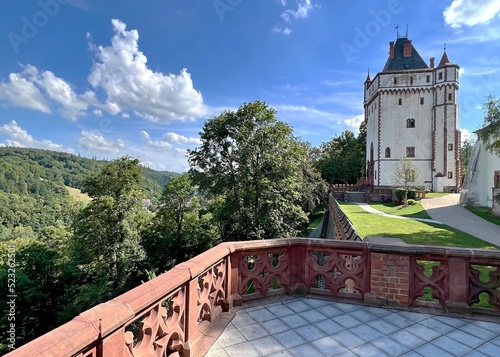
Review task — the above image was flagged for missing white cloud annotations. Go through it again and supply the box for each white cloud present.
[281,0,316,22]
[77,131,124,154]
[272,26,293,35]
[460,128,477,145]
[163,132,201,145]
[0,72,51,113]
[0,120,74,152]
[140,130,172,149]
[344,114,364,133]
[88,19,207,122]
[444,0,500,28]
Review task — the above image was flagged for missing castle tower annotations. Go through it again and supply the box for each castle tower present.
[364,37,460,192]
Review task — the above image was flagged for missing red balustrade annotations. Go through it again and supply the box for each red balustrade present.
[6,238,500,357]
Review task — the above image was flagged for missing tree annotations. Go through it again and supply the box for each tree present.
[315,129,365,184]
[460,133,476,178]
[477,95,500,155]
[144,174,216,272]
[188,101,322,241]
[392,157,421,204]
[68,157,148,309]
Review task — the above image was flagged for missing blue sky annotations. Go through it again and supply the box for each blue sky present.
[1,0,499,172]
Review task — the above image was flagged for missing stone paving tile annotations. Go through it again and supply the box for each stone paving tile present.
[333,302,360,313]
[237,323,269,341]
[281,313,309,329]
[351,343,390,357]
[294,324,327,342]
[267,304,295,318]
[460,322,498,341]
[311,335,349,356]
[472,320,500,334]
[415,343,455,357]
[434,315,470,328]
[332,313,363,328]
[316,318,345,335]
[273,329,307,349]
[389,330,427,349]
[418,316,456,334]
[298,308,329,323]
[224,341,261,357]
[366,318,400,335]
[331,330,366,349]
[231,312,257,328]
[316,304,343,318]
[372,336,410,356]
[284,299,310,313]
[404,323,442,342]
[261,318,290,334]
[247,308,276,323]
[382,313,415,329]
[431,335,473,356]
[349,324,384,342]
[463,351,491,357]
[302,298,331,308]
[399,352,424,357]
[267,350,294,357]
[349,308,379,323]
[446,329,489,349]
[250,335,286,356]
[490,335,500,347]
[288,342,326,357]
[217,328,247,348]
[476,342,500,357]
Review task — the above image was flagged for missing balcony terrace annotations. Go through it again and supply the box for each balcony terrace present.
[6,236,500,357]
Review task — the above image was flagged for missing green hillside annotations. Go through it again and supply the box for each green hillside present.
[0,147,179,235]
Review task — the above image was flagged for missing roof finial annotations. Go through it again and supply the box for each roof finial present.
[444,43,447,52]
[405,24,409,38]
[395,24,400,38]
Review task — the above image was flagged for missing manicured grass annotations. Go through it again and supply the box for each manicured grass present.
[339,201,498,249]
[368,201,432,220]
[466,206,500,226]
[65,186,91,203]
[426,192,450,198]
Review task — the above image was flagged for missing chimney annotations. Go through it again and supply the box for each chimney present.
[430,57,435,68]
[389,41,395,59]
[403,40,412,57]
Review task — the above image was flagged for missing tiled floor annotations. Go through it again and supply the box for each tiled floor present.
[205,297,500,357]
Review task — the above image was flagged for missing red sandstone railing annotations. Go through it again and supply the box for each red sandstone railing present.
[327,195,362,241]
[6,238,500,357]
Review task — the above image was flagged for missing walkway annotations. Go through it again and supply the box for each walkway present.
[420,194,500,247]
[356,203,442,225]
[205,296,500,357]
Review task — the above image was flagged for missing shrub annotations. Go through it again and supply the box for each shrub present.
[395,188,416,202]
[407,199,416,205]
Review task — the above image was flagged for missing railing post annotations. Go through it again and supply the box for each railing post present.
[446,257,472,314]
[289,243,307,295]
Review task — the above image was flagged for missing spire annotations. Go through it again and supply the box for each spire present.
[365,69,371,83]
[438,45,452,67]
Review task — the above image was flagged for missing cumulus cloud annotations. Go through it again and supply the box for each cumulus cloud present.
[281,0,316,22]
[140,130,200,150]
[0,71,51,113]
[344,114,364,133]
[88,19,207,122]
[0,120,74,152]
[444,0,500,27]
[163,132,201,145]
[272,26,293,35]
[77,131,124,154]
[140,130,172,149]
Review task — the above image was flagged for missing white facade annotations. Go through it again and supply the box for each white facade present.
[364,37,461,192]
[460,138,500,207]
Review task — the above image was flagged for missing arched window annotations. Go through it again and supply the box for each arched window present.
[370,142,374,161]
[406,118,415,128]
[385,147,391,158]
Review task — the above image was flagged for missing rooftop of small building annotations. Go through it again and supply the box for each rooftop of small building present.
[382,36,429,72]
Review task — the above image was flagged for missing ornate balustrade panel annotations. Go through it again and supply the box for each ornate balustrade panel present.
[468,259,500,311]
[306,246,369,299]
[237,248,289,300]
[410,257,449,308]
[124,287,187,357]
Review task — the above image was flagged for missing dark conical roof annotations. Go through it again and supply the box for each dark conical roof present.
[382,37,429,72]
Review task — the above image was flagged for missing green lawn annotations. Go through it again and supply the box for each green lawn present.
[368,201,431,219]
[466,206,500,226]
[308,205,325,233]
[425,192,450,198]
[339,202,498,249]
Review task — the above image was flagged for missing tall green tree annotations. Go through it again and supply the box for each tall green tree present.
[68,157,148,309]
[477,95,500,155]
[315,129,365,184]
[188,101,322,241]
[144,174,216,272]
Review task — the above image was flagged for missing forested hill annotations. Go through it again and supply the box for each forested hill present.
[0,147,179,235]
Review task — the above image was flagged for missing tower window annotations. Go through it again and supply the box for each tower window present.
[438,72,443,80]
[398,98,402,105]
[410,76,414,84]
[448,93,453,101]
[448,172,453,179]
[448,144,453,151]
[406,147,415,157]
[426,75,430,83]
[385,147,391,158]
[420,97,424,105]
[394,77,398,84]
[406,118,415,128]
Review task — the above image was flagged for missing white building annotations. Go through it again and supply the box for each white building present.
[460,137,500,208]
[364,36,461,192]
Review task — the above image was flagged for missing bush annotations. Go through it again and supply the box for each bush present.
[407,199,416,205]
[395,188,416,202]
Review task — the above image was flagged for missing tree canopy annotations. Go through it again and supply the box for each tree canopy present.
[477,95,500,155]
